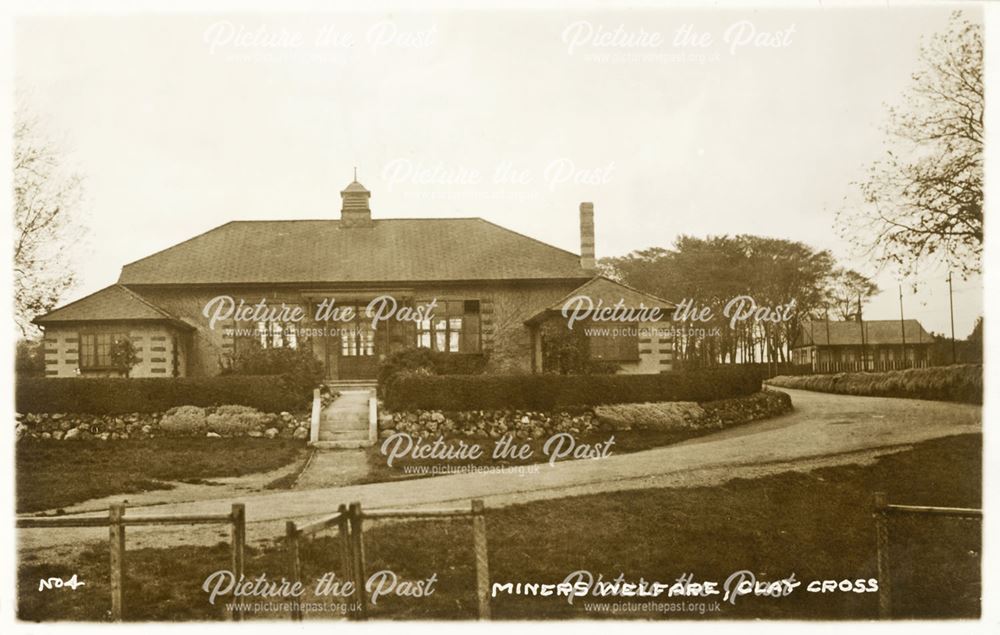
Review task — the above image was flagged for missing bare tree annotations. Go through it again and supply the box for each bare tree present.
[838,11,983,277]
[826,268,880,321]
[13,101,85,337]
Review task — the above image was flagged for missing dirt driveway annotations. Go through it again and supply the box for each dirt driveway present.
[18,388,981,554]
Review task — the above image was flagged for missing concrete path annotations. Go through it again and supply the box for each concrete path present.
[293,448,370,489]
[18,388,980,554]
[316,388,371,445]
[296,383,376,485]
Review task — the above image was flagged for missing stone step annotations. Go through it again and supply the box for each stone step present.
[321,410,368,422]
[316,383,376,449]
[319,431,368,441]
[327,381,377,390]
[311,439,372,450]
[321,423,368,433]
[326,402,369,411]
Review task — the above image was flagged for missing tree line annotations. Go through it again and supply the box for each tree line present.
[599,235,880,367]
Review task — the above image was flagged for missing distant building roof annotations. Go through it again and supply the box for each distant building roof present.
[117,218,591,285]
[795,319,931,347]
[33,284,194,330]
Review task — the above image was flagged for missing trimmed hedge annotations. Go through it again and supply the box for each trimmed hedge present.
[16,376,310,415]
[767,364,982,404]
[383,368,762,411]
[377,348,488,390]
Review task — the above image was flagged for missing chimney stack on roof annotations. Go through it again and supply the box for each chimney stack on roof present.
[580,202,595,271]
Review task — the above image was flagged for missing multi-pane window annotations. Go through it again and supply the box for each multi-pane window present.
[80,332,129,369]
[337,302,375,356]
[341,323,375,356]
[256,321,298,349]
[416,300,480,353]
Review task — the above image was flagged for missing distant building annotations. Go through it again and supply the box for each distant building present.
[791,319,933,372]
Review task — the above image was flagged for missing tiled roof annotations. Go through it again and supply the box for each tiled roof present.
[34,284,193,329]
[525,276,676,324]
[796,319,932,347]
[118,219,590,285]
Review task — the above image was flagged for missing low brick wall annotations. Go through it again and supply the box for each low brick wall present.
[379,390,792,440]
[15,406,311,442]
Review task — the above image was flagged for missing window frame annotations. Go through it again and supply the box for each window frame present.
[79,331,130,370]
[415,299,481,354]
[255,321,299,350]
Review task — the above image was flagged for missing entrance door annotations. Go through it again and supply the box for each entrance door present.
[335,303,378,380]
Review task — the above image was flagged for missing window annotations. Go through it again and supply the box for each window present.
[336,302,375,357]
[256,321,298,349]
[341,323,375,356]
[80,332,129,369]
[416,299,481,353]
[587,322,639,362]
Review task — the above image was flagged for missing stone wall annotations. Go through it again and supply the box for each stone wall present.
[379,390,792,440]
[15,406,310,442]
[380,409,600,441]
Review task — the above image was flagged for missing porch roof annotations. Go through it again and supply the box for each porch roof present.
[33,284,194,331]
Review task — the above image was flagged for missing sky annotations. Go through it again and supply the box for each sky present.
[14,5,984,338]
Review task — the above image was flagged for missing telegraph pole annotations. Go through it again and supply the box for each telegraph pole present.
[948,272,957,364]
[898,284,906,368]
[858,292,866,371]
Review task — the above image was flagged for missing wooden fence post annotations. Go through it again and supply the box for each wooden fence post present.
[349,502,368,620]
[471,499,491,620]
[108,504,126,622]
[337,504,356,619]
[230,504,246,621]
[873,491,891,619]
[286,521,303,621]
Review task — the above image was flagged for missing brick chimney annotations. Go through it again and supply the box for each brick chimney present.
[340,179,372,228]
[579,202,595,271]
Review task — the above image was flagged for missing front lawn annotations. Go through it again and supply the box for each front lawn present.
[17,439,307,513]
[18,433,980,621]
[361,426,705,484]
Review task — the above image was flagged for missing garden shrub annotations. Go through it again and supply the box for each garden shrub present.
[539,321,620,375]
[15,340,45,378]
[159,406,208,436]
[16,376,308,414]
[593,401,708,431]
[206,405,268,436]
[377,348,488,390]
[383,367,762,411]
[222,342,324,397]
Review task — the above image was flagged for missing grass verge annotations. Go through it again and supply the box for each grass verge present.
[17,439,307,513]
[18,433,980,621]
